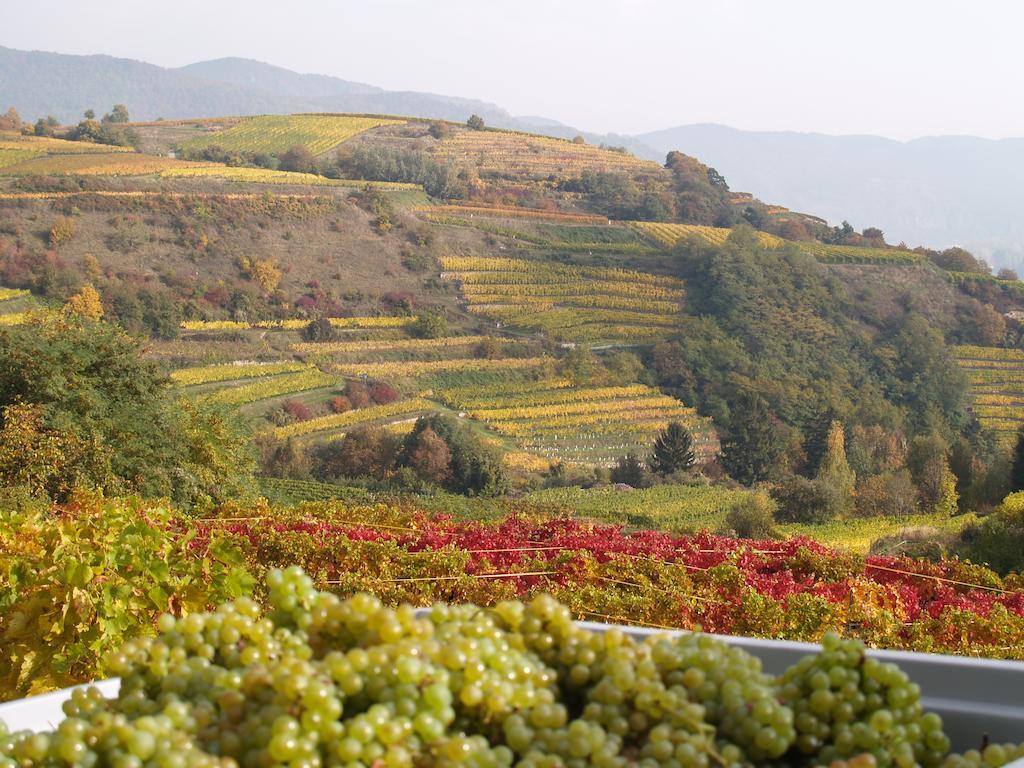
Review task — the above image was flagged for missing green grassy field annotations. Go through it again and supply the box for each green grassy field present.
[521,484,975,554]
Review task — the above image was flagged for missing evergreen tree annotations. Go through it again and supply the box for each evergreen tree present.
[816,420,855,514]
[1011,427,1024,492]
[720,392,783,485]
[648,421,696,476]
[802,406,837,475]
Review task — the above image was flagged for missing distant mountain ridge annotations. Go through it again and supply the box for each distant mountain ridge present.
[3,45,1024,266]
[0,47,595,138]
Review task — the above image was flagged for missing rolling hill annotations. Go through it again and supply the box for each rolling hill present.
[637,123,1024,269]
[6,45,1024,267]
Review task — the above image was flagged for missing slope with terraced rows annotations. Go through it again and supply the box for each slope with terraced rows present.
[439,255,684,343]
[955,345,1024,441]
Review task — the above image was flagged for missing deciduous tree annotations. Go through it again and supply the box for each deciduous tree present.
[406,426,451,484]
[63,284,103,321]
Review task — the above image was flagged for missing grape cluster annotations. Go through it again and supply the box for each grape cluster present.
[779,632,951,767]
[0,567,1020,768]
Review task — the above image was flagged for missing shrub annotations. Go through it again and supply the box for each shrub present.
[953,491,1024,574]
[724,493,777,539]
[240,257,282,293]
[428,121,452,140]
[772,476,843,524]
[328,396,352,414]
[854,470,918,517]
[869,527,946,560]
[258,437,309,479]
[63,284,104,321]
[907,434,958,513]
[412,310,448,339]
[278,145,316,173]
[610,454,647,487]
[345,381,371,409]
[48,217,76,248]
[281,400,313,422]
[474,336,500,360]
[370,382,399,405]
[0,314,254,506]
[301,317,337,342]
[107,219,149,252]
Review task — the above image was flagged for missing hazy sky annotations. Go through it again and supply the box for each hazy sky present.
[3,0,1022,139]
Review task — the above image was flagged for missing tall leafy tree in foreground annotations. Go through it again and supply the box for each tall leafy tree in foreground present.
[649,422,696,476]
[720,392,783,485]
[0,313,255,506]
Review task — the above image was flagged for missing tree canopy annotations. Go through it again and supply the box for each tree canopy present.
[0,314,254,506]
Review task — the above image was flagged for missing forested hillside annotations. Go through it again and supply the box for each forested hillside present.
[638,123,1024,269]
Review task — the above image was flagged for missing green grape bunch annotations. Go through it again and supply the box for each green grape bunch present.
[0,567,1019,768]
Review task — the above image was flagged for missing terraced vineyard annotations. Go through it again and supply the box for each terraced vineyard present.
[173,318,710,468]
[431,130,662,179]
[437,379,717,466]
[630,221,786,249]
[0,285,38,326]
[798,241,924,264]
[291,334,517,357]
[178,114,404,155]
[170,361,308,386]
[414,203,608,224]
[171,320,548,443]
[271,398,435,440]
[199,367,336,406]
[955,345,1024,441]
[328,355,548,379]
[0,132,135,154]
[0,148,42,169]
[158,165,419,189]
[0,152,214,176]
[170,352,432,442]
[630,221,923,264]
[440,255,684,342]
[180,316,416,332]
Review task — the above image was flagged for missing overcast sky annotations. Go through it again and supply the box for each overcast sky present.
[3,0,1022,139]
